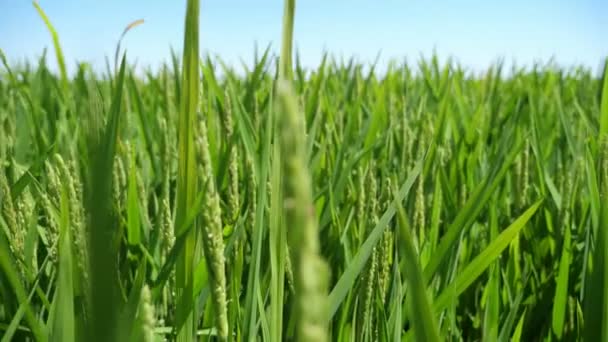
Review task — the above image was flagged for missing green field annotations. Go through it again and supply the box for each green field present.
[1,0,608,341]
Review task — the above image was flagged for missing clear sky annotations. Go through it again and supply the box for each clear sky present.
[1,0,606,75]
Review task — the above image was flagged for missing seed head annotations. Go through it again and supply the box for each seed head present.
[197,119,228,340]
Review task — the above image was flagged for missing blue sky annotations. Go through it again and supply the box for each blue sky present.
[1,0,606,75]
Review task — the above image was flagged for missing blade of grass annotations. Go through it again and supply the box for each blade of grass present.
[0,255,48,342]
[269,129,285,342]
[33,1,68,94]
[328,157,423,319]
[483,198,500,342]
[0,220,45,341]
[114,19,144,74]
[127,74,158,176]
[396,202,441,342]
[243,90,272,341]
[599,58,608,138]
[49,186,74,342]
[497,271,529,342]
[423,132,525,283]
[433,200,543,313]
[551,218,571,339]
[117,261,147,341]
[126,147,141,246]
[85,54,127,342]
[511,309,527,342]
[174,0,200,340]
[584,140,608,341]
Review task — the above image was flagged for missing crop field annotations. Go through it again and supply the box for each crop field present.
[1,0,607,341]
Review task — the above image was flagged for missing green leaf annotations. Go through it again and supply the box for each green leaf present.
[552,220,571,338]
[151,189,205,290]
[1,256,47,342]
[0,48,17,86]
[423,129,525,283]
[599,58,608,138]
[49,187,75,342]
[33,1,68,94]
[483,201,500,342]
[497,272,529,342]
[433,200,543,313]
[328,157,423,319]
[10,143,55,201]
[584,140,608,341]
[243,89,272,340]
[117,261,147,341]
[127,74,158,175]
[227,85,258,177]
[511,309,527,342]
[174,0,201,340]
[0,215,44,341]
[126,149,141,246]
[396,202,441,342]
[85,54,128,342]
[269,131,285,342]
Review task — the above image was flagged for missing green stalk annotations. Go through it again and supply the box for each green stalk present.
[280,0,296,80]
[269,133,286,342]
[85,55,127,342]
[174,0,200,340]
[396,203,441,342]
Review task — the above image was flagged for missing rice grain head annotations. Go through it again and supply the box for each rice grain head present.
[55,154,90,299]
[414,175,426,246]
[0,168,22,259]
[245,156,256,238]
[378,177,393,303]
[277,79,329,342]
[138,285,155,342]
[223,89,239,224]
[113,154,126,211]
[196,119,229,340]
[358,162,379,338]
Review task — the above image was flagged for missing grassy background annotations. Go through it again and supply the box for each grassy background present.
[1,0,608,341]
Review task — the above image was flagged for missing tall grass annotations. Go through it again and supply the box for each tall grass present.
[0,1,606,341]
[174,0,201,340]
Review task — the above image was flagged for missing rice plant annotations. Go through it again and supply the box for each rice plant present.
[0,0,606,341]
